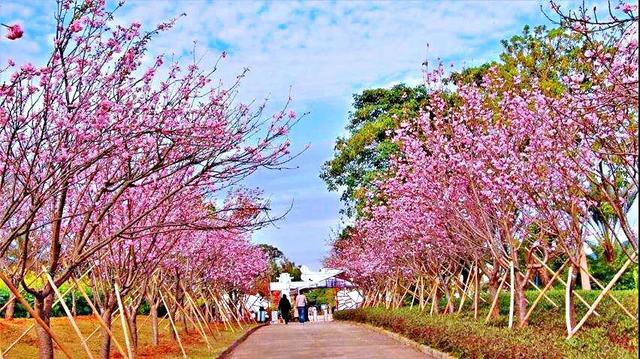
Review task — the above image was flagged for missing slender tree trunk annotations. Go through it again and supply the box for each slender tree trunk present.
[127,311,139,358]
[150,302,159,346]
[100,306,114,359]
[98,293,117,359]
[204,301,212,322]
[487,268,500,319]
[170,303,178,341]
[34,294,55,359]
[579,248,591,290]
[515,273,528,327]
[432,285,441,314]
[4,295,16,319]
[71,291,77,317]
[473,265,480,320]
[444,283,455,314]
[509,236,529,328]
[538,267,550,286]
[566,265,577,334]
[181,311,188,333]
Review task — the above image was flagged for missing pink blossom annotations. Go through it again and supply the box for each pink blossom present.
[69,20,83,32]
[0,85,14,97]
[620,3,636,13]
[4,23,23,40]
[20,63,35,72]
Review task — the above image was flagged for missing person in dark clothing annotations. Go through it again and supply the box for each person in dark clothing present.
[278,294,292,324]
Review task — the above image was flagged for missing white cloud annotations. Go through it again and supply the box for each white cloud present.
[110,1,545,102]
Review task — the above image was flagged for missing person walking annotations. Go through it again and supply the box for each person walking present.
[310,306,318,322]
[295,291,307,323]
[278,294,292,324]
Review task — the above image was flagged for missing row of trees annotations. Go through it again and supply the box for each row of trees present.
[1,1,292,358]
[325,2,637,337]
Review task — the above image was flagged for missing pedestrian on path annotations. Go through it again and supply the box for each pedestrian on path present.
[309,306,318,322]
[278,294,292,324]
[295,291,307,323]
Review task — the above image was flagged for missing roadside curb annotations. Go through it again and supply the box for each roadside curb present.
[216,323,268,359]
[348,321,454,359]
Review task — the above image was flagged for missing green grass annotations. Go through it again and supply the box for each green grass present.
[335,289,638,358]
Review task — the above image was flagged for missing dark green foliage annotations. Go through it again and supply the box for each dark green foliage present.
[0,287,153,318]
[279,259,302,282]
[320,84,429,218]
[258,244,284,262]
[335,290,638,358]
[305,288,336,307]
[258,244,302,282]
[0,287,92,318]
[587,244,639,290]
[451,24,582,95]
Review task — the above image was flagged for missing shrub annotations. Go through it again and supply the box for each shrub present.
[0,286,152,318]
[335,290,637,358]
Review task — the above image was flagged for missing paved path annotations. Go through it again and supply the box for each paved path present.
[228,321,432,358]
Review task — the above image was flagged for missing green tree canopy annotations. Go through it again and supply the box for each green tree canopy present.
[258,244,302,282]
[320,84,429,218]
[322,25,587,222]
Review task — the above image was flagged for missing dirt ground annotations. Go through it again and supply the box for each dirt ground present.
[0,315,254,358]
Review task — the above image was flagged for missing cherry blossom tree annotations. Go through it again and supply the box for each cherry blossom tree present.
[327,1,637,335]
[1,1,294,357]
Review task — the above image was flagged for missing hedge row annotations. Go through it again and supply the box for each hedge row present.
[335,290,638,358]
[0,287,152,318]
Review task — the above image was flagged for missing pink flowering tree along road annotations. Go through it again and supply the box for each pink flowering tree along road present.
[327,2,637,336]
[1,1,296,358]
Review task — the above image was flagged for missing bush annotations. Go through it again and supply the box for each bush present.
[0,286,96,318]
[0,286,152,318]
[335,290,637,358]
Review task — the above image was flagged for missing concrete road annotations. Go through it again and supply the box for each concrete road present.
[228,321,432,358]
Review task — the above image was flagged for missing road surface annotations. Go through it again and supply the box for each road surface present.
[228,321,432,358]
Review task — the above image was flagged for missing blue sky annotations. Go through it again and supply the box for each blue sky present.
[2,0,620,269]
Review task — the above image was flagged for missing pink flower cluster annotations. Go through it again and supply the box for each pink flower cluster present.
[3,23,23,40]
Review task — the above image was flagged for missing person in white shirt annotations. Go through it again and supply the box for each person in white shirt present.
[309,306,318,322]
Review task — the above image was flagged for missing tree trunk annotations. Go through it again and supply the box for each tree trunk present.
[100,306,114,359]
[127,311,139,358]
[444,285,455,314]
[34,294,55,359]
[4,295,16,320]
[170,303,178,341]
[487,267,501,319]
[432,285,441,314]
[204,301,213,322]
[579,248,591,290]
[150,302,159,346]
[71,291,77,317]
[515,273,528,327]
[565,265,577,335]
[538,267,550,286]
[473,265,480,320]
[181,311,188,334]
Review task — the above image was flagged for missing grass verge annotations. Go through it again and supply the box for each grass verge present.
[334,289,638,358]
